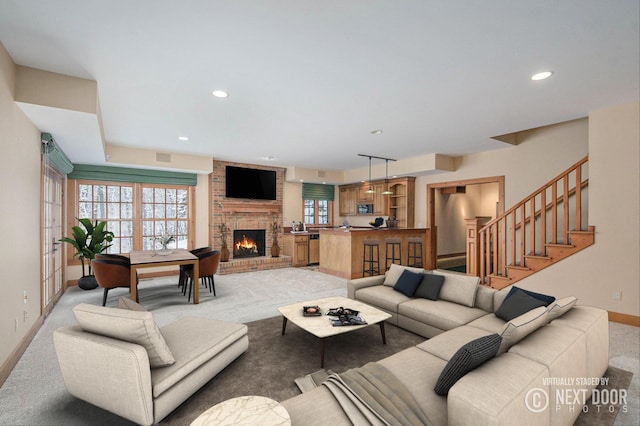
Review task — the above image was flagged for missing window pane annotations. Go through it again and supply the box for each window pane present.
[318,200,329,224]
[79,184,92,201]
[121,203,133,219]
[154,204,165,218]
[108,221,120,236]
[303,199,315,224]
[166,221,177,235]
[108,203,120,219]
[122,186,133,202]
[166,203,177,218]
[93,202,106,219]
[166,188,177,203]
[142,187,153,203]
[121,221,133,236]
[93,185,107,202]
[79,202,92,218]
[142,203,153,218]
[154,188,165,203]
[107,186,120,202]
[143,220,154,236]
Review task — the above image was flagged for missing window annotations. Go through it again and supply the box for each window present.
[303,199,332,225]
[141,186,189,250]
[72,180,193,254]
[78,183,134,253]
[301,183,334,226]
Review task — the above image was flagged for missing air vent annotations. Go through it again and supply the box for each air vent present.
[156,152,171,163]
[317,170,326,178]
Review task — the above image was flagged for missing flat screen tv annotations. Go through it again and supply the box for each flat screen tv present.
[225,166,277,200]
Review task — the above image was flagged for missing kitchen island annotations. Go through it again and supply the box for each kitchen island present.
[319,227,429,279]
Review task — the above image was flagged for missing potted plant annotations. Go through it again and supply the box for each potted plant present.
[60,218,114,290]
[219,223,231,262]
[271,221,282,257]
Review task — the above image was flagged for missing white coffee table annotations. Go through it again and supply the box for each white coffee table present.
[190,395,290,426]
[277,296,392,368]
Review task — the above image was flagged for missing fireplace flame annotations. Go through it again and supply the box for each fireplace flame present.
[235,235,258,251]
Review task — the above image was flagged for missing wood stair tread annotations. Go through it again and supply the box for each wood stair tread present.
[507,265,530,271]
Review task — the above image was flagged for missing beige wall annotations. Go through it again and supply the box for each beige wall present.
[0,44,42,366]
[414,111,639,316]
[518,103,639,316]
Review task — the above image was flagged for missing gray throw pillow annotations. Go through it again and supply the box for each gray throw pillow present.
[434,333,502,396]
[414,274,445,300]
[393,269,423,297]
[495,289,547,322]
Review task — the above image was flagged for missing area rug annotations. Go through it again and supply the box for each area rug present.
[160,315,425,425]
[575,365,633,426]
[162,316,633,426]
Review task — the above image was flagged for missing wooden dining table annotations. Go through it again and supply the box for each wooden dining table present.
[129,249,200,304]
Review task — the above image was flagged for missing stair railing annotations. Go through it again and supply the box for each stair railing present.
[478,155,589,284]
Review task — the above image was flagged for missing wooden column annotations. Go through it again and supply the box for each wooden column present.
[465,217,491,277]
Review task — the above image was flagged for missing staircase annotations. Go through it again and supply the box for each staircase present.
[478,156,594,289]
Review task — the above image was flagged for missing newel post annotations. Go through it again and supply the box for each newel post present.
[465,217,491,277]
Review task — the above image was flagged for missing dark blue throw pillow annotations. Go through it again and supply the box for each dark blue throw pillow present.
[393,269,423,297]
[414,274,445,300]
[495,289,547,321]
[434,333,502,395]
[503,286,555,307]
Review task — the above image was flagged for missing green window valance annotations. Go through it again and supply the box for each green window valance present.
[68,164,198,186]
[41,133,74,175]
[302,183,335,200]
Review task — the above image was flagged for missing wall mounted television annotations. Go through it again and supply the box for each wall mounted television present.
[225,166,277,200]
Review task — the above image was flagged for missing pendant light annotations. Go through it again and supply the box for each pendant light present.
[382,159,394,195]
[364,156,375,194]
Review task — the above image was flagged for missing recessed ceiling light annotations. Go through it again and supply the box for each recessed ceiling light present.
[212,90,229,98]
[370,130,383,135]
[178,136,189,141]
[531,71,553,81]
[262,156,275,161]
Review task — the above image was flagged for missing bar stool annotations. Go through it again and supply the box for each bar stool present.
[385,238,402,270]
[407,237,424,268]
[362,239,380,277]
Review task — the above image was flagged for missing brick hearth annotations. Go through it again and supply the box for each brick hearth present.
[218,255,292,274]
[211,160,290,274]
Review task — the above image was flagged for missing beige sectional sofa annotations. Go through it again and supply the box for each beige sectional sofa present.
[281,265,609,425]
[53,299,249,426]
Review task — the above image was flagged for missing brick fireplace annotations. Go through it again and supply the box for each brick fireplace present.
[211,160,291,274]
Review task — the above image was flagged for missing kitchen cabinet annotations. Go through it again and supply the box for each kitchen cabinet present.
[387,177,415,228]
[339,186,357,216]
[283,233,309,267]
[339,178,413,223]
[373,183,388,215]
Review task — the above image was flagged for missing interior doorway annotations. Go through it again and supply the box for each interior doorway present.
[426,176,504,273]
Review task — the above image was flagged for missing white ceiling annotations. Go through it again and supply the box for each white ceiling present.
[1,0,638,172]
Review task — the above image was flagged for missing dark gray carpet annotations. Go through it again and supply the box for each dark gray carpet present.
[575,365,633,426]
[160,316,632,426]
[161,315,425,425]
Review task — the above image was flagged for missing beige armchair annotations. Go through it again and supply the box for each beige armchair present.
[53,301,248,425]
